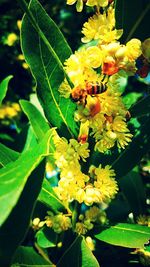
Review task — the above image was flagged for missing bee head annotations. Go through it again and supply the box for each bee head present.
[70,93,80,102]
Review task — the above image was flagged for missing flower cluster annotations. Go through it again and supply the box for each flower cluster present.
[45,212,72,233]
[45,0,150,237]
[32,206,108,235]
[52,130,118,206]
[32,212,72,234]
[0,102,21,124]
[81,6,123,44]
[59,2,149,153]
[75,205,108,234]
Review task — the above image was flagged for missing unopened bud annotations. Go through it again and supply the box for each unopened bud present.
[115,46,127,60]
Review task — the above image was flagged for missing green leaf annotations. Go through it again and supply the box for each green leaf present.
[23,126,38,152]
[20,100,50,141]
[115,0,150,42]
[36,227,57,248]
[123,92,143,110]
[95,223,150,248]
[0,75,13,105]
[119,167,147,217]
[11,246,52,266]
[30,93,46,116]
[0,160,46,266]
[0,133,14,142]
[38,178,66,213]
[0,129,53,227]
[21,0,78,138]
[0,143,19,167]
[130,95,150,118]
[112,116,150,177]
[57,235,99,267]
[106,192,131,222]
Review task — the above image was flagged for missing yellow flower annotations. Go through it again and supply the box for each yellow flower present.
[53,132,91,203]
[86,0,108,7]
[111,116,129,132]
[81,8,123,44]
[95,164,116,178]
[22,62,29,69]
[76,188,86,203]
[84,185,102,205]
[116,132,132,149]
[64,50,86,86]
[136,215,150,226]
[5,33,18,46]
[86,46,103,68]
[78,120,90,144]
[0,102,21,120]
[64,49,100,87]
[17,54,25,61]
[66,0,109,11]
[93,164,118,202]
[53,214,72,233]
[45,213,72,233]
[55,164,89,202]
[67,0,84,12]
[59,79,72,98]
[69,139,90,161]
[85,206,107,225]
[32,218,45,230]
[85,206,101,221]
[90,113,105,134]
[75,222,87,234]
[94,134,115,152]
[17,20,22,30]
[100,91,126,116]
[126,39,142,61]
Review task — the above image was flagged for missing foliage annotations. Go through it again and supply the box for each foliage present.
[0,0,150,266]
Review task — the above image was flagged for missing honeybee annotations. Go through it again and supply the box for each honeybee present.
[70,81,107,103]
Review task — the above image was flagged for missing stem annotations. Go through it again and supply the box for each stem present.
[72,201,80,231]
[17,0,74,89]
[34,242,53,264]
[125,3,150,43]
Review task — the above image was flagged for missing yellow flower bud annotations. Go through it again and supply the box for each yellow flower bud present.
[22,62,29,69]
[17,54,25,61]
[76,189,85,203]
[105,42,120,55]
[86,46,102,68]
[57,242,63,248]
[32,218,40,226]
[126,38,142,61]
[6,33,18,46]
[86,0,108,7]
[115,46,127,60]
[75,222,87,235]
[17,20,22,30]
[38,221,45,228]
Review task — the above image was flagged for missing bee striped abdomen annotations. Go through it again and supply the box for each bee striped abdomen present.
[87,82,107,95]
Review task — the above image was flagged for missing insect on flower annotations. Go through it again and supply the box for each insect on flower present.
[70,81,107,103]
